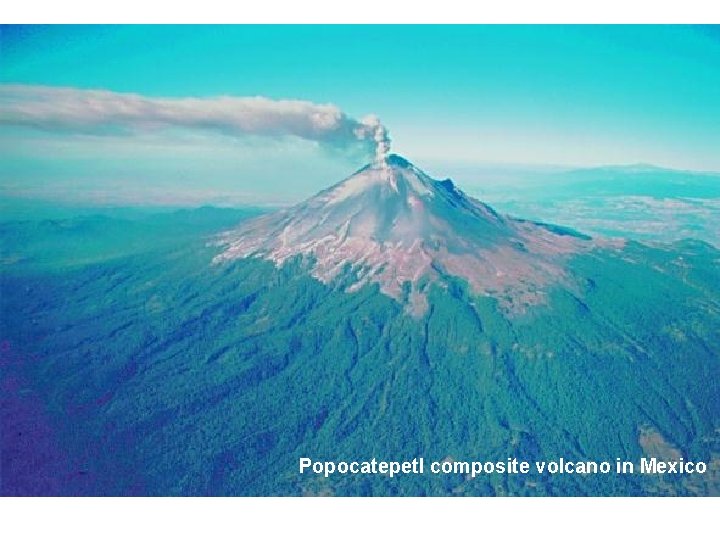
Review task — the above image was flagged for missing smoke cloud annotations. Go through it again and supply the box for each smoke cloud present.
[355,114,391,162]
[0,84,391,159]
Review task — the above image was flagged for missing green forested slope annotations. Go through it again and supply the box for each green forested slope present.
[2,212,718,495]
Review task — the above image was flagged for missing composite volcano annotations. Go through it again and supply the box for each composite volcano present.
[1,155,719,496]
[215,155,617,314]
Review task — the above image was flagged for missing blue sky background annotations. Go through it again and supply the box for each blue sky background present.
[1,25,719,206]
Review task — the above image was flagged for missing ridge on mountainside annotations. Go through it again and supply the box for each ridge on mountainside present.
[214,154,622,314]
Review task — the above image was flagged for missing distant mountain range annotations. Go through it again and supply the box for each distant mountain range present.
[1,156,718,495]
[455,163,720,247]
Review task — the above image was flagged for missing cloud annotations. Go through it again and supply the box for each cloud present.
[0,84,390,158]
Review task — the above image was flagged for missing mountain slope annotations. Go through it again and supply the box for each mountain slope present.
[215,155,614,314]
[1,163,719,496]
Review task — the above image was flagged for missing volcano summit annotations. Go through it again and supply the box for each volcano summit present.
[215,155,609,314]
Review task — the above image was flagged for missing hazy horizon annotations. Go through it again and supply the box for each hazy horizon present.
[2,25,720,207]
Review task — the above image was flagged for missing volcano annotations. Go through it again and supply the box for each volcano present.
[215,155,614,314]
[2,156,719,496]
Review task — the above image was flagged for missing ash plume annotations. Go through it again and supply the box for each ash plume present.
[0,84,390,159]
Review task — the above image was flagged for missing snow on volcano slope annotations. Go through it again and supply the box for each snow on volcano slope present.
[214,154,620,314]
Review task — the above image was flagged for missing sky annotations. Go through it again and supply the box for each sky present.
[1,25,719,206]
